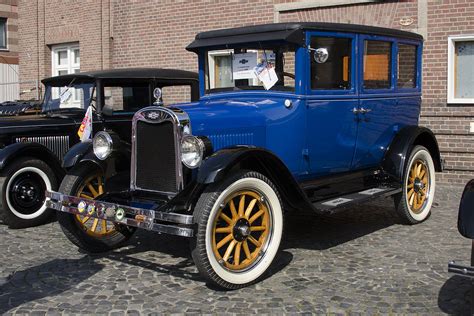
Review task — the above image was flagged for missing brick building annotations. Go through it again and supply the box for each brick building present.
[17,0,474,184]
[0,0,18,102]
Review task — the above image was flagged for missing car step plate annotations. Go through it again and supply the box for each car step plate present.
[313,186,402,212]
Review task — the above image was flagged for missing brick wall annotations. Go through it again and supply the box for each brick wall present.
[17,0,474,184]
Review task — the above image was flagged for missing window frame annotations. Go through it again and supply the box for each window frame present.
[448,35,474,104]
[0,17,7,50]
[306,31,357,96]
[51,43,80,106]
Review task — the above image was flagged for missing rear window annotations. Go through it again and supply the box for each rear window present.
[363,40,392,89]
[398,44,417,89]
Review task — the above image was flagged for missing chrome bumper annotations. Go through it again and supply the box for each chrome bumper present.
[46,191,194,237]
[448,260,474,278]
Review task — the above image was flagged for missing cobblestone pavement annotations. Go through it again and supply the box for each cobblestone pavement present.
[0,184,472,315]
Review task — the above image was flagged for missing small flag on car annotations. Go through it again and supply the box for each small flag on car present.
[77,106,93,142]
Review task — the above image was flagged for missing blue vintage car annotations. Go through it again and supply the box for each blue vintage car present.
[47,23,442,289]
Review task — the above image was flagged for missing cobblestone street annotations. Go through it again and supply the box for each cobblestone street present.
[0,184,471,314]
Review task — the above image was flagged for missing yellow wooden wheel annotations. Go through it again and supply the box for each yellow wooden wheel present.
[406,158,430,214]
[211,190,271,271]
[74,173,115,237]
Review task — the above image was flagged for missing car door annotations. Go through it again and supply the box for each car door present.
[305,32,359,176]
[351,36,407,170]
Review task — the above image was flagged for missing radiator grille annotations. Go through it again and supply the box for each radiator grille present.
[135,121,177,193]
[16,136,70,160]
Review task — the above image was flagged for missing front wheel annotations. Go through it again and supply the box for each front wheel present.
[394,145,436,224]
[191,170,283,289]
[57,163,134,253]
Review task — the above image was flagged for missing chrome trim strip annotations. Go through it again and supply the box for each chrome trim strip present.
[46,191,194,237]
[448,261,474,279]
[130,106,191,196]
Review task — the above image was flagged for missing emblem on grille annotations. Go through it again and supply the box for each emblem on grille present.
[145,111,162,120]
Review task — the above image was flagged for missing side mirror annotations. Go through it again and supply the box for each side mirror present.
[458,179,474,239]
[102,106,113,116]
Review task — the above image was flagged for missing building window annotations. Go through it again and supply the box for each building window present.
[51,44,80,107]
[363,40,392,90]
[310,37,352,90]
[448,36,474,104]
[0,18,6,50]
[397,44,417,89]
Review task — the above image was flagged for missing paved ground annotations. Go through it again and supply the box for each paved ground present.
[0,184,472,315]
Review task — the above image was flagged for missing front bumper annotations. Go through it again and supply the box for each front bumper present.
[46,191,194,237]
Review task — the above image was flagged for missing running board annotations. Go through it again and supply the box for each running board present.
[313,186,402,213]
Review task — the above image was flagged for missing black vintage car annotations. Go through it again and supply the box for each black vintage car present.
[0,68,198,228]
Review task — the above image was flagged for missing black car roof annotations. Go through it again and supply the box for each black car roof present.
[42,68,198,84]
[186,22,423,51]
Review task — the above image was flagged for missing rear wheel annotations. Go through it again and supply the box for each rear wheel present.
[394,145,436,224]
[0,157,57,228]
[57,163,134,253]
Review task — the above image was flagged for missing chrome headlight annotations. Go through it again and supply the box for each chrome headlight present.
[181,135,204,169]
[93,131,113,160]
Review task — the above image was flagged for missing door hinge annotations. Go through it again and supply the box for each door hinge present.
[302,148,309,157]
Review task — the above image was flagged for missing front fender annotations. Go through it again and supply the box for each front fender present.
[382,126,442,181]
[197,146,314,211]
[62,140,93,169]
[0,142,63,176]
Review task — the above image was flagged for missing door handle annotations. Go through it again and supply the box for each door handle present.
[359,107,372,114]
[352,107,360,114]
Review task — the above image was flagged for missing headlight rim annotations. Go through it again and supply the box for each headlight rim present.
[93,131,113,161]
[181,135,204,169]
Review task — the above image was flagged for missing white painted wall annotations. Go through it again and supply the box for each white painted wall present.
[0,63,19,102]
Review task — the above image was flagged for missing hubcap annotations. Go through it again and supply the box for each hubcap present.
[9,171,46,215]
[407,159,430,214]
[75,173,116,237]
[212,190,272,271]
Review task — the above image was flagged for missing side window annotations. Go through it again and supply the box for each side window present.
[311,37,352,90]
[363,40,392,89]
[162,85,191,105]
[398,44,417,89]
[104,85,151,113]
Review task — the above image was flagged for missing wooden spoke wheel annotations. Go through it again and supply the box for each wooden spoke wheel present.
[394,145,436,224]
[74,173,116,237]
[406,159,430,214]
[56,164,134,253]
[192,170,284,289]
[212,190,271,271]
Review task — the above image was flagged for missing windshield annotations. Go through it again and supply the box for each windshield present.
[204,45,296,94]
[42,80,94,113]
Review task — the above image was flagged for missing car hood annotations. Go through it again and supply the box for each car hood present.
[175,98,267,150]
[0,113,79,129]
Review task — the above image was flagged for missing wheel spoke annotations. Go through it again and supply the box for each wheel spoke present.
[416,163,422,177]
[87,183,99,198]
[243,240,251,259]
[229,199,238,219]
[215,226,232,233]
[249,209,265,224]
[234,242,241,266]
[419,169,426,179]
[244,199,257,219]
[248,235,261,247]
[250,226,266,232]
[223,240,236,262]
[238,194,245,217]
[101,220,107,233]
[219,213,233,225]
[91,218,99,232]
[409,192,415,206]
[407,183,414,189]
[216,233,233,250]
[407,188,414,199]
[80,193,93,199]
[98,177,104,195]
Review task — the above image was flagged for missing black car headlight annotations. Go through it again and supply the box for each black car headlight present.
[181,135,205,169]
[93,131,114,160]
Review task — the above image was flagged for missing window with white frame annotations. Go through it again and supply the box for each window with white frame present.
[51,44,80,107]
[448,35,474,104]
[0,18,6,50]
